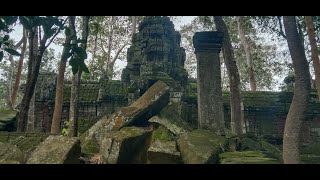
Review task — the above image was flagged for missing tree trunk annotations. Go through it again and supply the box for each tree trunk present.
[236,16,256,91]
[26,27,39,133]
[305,16,320,100]
[5,32,25,109]
[69,16,90,137]
[27,91,35,132]
[283,16,311,164]
[17,27,48,132]
[51,16,76,135]
[132,16,137,34]
[214,16,243,136]
[11,27,27,108]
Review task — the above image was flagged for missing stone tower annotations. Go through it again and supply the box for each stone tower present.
[121,16,188,103]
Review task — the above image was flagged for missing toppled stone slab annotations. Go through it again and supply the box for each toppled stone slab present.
[27,136,81,164]
[219,151,280,164]
[261,140,282,161]
[112,80,170,130]
[0,109,18,131]
[80,80,170,154]
[241,137,261,151]
[100,127,152,164]
[0,142,23,164]
[177,129,226,164]
[147,140,182,164]
[149,102,193,135]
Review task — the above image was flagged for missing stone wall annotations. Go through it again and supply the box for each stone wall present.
[182,81,320,144]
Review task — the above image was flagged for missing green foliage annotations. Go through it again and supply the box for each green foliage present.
[0,33,21,61]
[68,37,89,75]
[61,120,70,136]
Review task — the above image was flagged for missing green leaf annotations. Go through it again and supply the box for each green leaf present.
[64,27,71,36]
[3,35,9,41]
[71,64,79,75]
[4,48,21,56]
[0,51,3,62]
[73,46,87,59]
[80,62,90,73]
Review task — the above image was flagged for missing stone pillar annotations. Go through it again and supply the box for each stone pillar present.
[193,31,225,135]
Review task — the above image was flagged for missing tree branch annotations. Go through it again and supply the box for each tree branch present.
[44,17,68,49]
[111,42,129,64]
[277,16,287,39]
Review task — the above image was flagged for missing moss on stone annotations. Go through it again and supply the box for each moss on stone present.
[178,129,227,164]
[300,143,320,155]
[301,154,320,164]
[81,136,100,155]
[219,151,280,164]
[151,126,174,142]
[0,160,20,164]
[261,140,282,161]
[27,136,81,164]
[240,137,261,151]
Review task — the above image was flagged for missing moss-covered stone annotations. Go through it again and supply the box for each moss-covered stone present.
[219,151,280,164]
[0,109,18,131]
[301,154,320,164]
[241,137,261,151]
[149,103,193,136]
[151,125,174,142]
[112,80,170,130]
[0,160,20,164]
[177,129,227,164]
[0,142,24,163]
[99,127,152,164]
[147,140,182,164]
[300,143,320,155]
[261,140,282,161]
[27,135,81,164]
[81,137,99,156]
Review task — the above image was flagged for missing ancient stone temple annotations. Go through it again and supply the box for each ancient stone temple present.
[121,16,188,104]
[14,16,320,145]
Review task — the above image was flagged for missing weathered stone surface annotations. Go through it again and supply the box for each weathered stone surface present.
[151,125,175,142]
[177,129,226,164]
[122,16,188,93]
[261,140,282,161]
[0,109,18,131]
[147,140,182,164]
[224,129,241,151]
[80,80,170,155]
[240,137,261,151]
[193,31,225,135]
[0,142,23,163]
[80,116,113,155]
[99,127,152,164]
[219,151,280,164]
[27,135,81,164]
[149,103,193,136]
[112,80,170,130]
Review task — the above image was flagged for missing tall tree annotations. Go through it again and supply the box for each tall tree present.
[51,16,76,134]
[132,16,137,35]
[26,27,39,132]
[283,16,311,164]
[17,16,65,132]
[305,16,320,100]
[86,16,132,81]
[5,33,25,109]
[11,27,27,108]
[214,16,243,135]
[236,16,256,91]
[69,16,90,137]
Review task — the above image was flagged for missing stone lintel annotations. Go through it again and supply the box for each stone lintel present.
[193,31,224,53]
